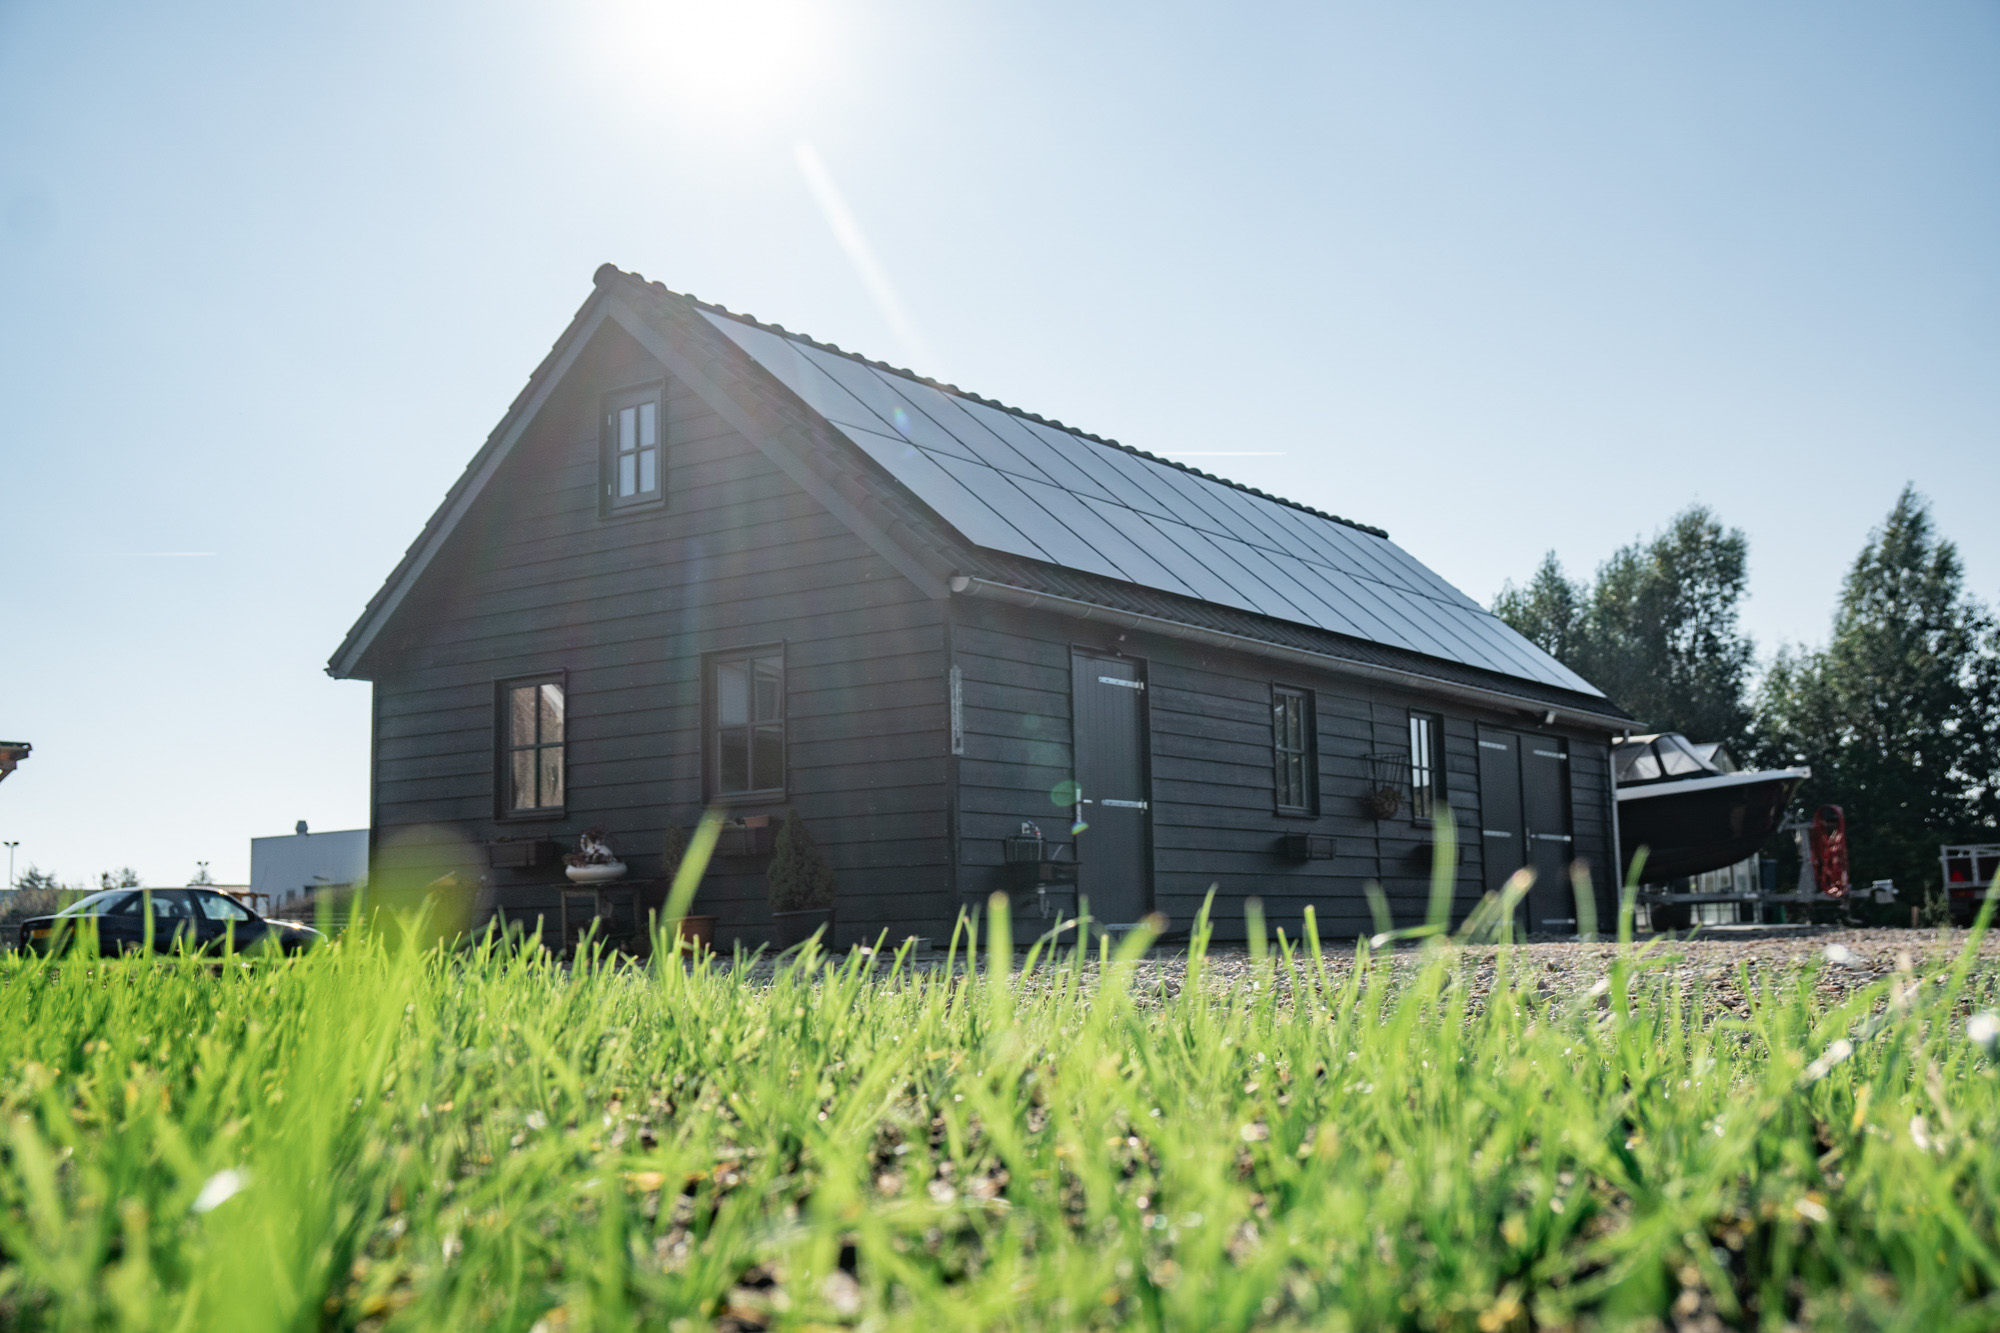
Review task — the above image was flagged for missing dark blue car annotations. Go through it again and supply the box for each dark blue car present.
[18,888,325,956]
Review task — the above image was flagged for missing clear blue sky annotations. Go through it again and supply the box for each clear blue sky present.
[3,1,1996,886]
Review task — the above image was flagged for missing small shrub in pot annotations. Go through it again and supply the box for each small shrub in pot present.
[767,810,835,946]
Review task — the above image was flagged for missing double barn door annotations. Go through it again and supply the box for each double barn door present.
[1478,727,1576,934]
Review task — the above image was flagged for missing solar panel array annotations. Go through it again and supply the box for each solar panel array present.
[701,310,1602,697]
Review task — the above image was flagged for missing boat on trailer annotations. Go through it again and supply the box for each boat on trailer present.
[1614,734,1809,882]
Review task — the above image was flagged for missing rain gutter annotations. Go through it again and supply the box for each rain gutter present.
[946,575,1634,734]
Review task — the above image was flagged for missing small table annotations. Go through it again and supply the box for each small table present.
[558,881,649,953]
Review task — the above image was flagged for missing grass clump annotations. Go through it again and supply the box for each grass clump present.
[0,872,1997,1331]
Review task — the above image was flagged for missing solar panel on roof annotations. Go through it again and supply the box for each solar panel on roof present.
[698,308,1604,697]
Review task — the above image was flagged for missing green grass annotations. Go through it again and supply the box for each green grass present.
[2,872,1998,1331]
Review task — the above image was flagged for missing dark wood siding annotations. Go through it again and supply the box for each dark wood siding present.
[364,322,953,947]
[951,595,1618,942]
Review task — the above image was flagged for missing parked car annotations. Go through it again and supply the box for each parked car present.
[17,888,325,956]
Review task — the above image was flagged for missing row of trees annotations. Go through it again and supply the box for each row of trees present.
[1495,487,2000,897]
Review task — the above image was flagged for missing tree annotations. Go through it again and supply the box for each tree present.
[1753,487,2000,898]
[99,867,141,891]
[15,865,62,893]
[1492,552,1586,664]
[1494,505,1755,745]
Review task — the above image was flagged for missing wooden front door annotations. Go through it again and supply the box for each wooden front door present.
[1071,651,1151,926]
[1479,727,1576,934]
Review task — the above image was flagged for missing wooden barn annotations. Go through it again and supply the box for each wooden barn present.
[329,265,1634,948]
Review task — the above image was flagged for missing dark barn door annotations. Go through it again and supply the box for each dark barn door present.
[1478,731,1524,897]
[1072,651,1151,926]
[1479,727,1576,934]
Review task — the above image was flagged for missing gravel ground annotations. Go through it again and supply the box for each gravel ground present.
[723,925,2000,1015]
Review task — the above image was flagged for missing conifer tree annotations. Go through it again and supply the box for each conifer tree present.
[767,811,836,913]
[1754,487,2000,896]
[1495,505,1754,745]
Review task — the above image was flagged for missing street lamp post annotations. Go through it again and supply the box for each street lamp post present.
[3,842,17,889]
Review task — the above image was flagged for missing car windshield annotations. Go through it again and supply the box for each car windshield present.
[56,890,132,917]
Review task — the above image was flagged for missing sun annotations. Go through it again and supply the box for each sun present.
[586,0,835,123]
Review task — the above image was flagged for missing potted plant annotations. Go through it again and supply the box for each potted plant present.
[660,823,717,951]
[767,810,836,948]
[564,827,627,883]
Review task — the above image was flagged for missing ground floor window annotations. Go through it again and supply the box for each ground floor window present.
[500,676,566,814]
[708,647,785,799]
[1409,712,1443,820]
[1272,685,1315,814]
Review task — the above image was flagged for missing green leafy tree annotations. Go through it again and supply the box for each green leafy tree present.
[15,865,62,893]
[767,811,836,913]
[1495,505,1755,744]
[1753,487,2000,898]
[100,867,141,891]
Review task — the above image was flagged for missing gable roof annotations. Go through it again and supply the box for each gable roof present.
[692,305,1600,699]
[331,266,1621,724]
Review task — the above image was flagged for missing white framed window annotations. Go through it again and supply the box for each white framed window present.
[604,386,663,509]
[1409,712,1443,821]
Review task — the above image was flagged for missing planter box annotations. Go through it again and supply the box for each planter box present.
[716,823,774,859]
[772,908,832,949]
[488,837,560,869]
[1281,833,1338,862]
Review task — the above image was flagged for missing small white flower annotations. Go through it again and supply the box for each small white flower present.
[524,1111,548,1130]
[1968,1011,2000,1054]
[1802,1038,1855,1084]
[1822,944,1858,967]
[1910,1115,1932,1151]
[192,1169,247,1214]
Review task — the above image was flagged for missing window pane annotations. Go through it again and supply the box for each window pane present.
[619,405,636,452]
[753,656,783,721]
[538,682,565,743]
[716,659,750,726]
[619,453,637,497]
[511,685,536,747]
[511,751,536,810]
[752,723,784,790]
[539,745,564,808]
[638,447,657,495]
[639,399,657,447]
[1659,739,1705,776]
[196,892,250,921]
[719,727,750,793]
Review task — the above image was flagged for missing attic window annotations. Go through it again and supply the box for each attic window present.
[604,386,663,509]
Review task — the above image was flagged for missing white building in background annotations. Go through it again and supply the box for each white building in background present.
[250,823,368,911]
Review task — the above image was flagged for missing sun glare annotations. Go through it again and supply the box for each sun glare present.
[589,0,834,124]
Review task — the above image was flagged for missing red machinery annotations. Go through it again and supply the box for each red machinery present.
[1811,805,1850,898]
